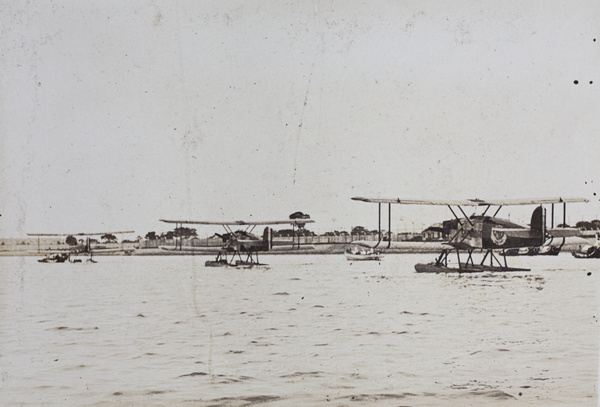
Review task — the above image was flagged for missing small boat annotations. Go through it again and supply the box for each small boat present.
[572,245,600,258]
[572,234,600,258]
[499,247,537,256]
[500,245,560,256]
[38,253,69,263]
[345,245,384,261]
[537,245,561,255]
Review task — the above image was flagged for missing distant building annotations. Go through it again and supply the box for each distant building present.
[421,223,445,241]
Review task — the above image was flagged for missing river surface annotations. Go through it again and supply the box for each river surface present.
[0,254,598,406]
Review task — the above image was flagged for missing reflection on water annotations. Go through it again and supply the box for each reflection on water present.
[0,254,598,406]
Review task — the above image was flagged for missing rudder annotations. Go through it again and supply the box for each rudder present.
[263,227,272,250]
[530,205,546,245]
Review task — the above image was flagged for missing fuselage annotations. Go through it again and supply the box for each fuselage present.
[449,216,544,250]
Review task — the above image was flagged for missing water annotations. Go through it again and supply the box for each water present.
[0,253,598,406]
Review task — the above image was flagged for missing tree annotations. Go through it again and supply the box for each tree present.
[289,211,310,219]
[174,227,197,239]
[101,234,117,243]
[351,226,370,236]
[65,235,78,246]
[289,211,311,228]
[576,221,592,230]
[274,229,295,237]
[145,231,158,240]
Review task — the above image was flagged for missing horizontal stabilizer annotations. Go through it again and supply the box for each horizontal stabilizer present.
[547,228,582,238]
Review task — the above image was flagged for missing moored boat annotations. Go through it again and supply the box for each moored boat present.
[38,253,69,263]
[571,234,600,258]
[345,245,384,261]
[500,245,560,256]
[572,245,600,258]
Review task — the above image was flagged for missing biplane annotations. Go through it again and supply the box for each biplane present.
[351,197,588,273]
[27,231,135,263]
[159,216,314,267]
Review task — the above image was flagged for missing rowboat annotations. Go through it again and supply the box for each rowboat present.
[345,245,384,261]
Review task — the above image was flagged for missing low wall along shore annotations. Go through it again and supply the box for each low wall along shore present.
[1,233,597,257]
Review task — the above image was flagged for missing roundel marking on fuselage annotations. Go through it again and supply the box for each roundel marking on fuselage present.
[491,229,508,246]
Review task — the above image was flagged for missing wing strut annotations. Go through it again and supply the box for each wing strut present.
[374,203,382,248]
[293,223,298,249]
[447,205,460,221]
[457,206,473,226]
[373,203,393,249]
[179,222,183,251]
[387,203,392,249]
[448,205,473,226]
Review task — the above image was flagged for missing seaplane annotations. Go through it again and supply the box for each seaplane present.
[27,231,135,263]
[159,215,314,267]
[351,197,588,273]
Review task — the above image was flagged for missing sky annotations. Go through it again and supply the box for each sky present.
[0,0,599,238]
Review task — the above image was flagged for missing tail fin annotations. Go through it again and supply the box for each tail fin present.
[263,227,272,250]
[530,206,546,245]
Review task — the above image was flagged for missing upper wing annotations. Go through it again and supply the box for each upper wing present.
[27,231,135,237]
[352,197,588,206]
[352,197,478,206]
[159,219,314,226]
[482,197,588,206]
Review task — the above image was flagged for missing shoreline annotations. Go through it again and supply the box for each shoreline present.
[3,236,594,257]
[0,242,445,257]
